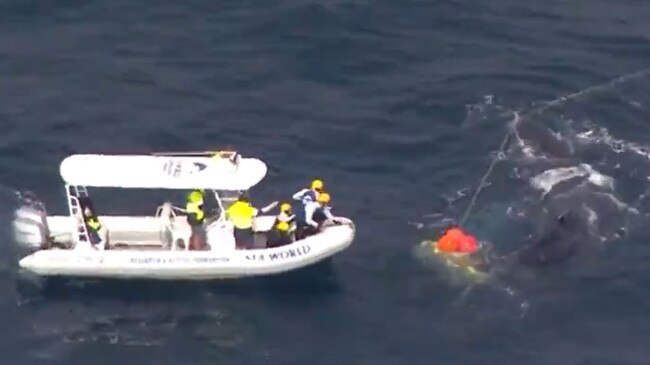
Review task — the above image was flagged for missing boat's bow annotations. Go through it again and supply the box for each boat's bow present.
[18,255,35,270]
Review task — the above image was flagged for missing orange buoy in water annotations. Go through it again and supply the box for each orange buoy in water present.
[446,228,464,240]
[435,226,479,254]
[457,234,478,253]
[436,234,458,252]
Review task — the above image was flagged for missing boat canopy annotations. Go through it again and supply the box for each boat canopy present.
[59,153,267,190]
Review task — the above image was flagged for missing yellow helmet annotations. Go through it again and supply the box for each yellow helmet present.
[317,192,330,204]
[311,179,324,190]
[277,221,290,231]
[188,190,203,204]
[280,203,292,212]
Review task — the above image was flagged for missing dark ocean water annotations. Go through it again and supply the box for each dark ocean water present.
[1,0,650,364]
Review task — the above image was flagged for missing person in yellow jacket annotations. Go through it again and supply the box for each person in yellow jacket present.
[226,193,277,249]
[79,196,108,249]
[267,203,295,248]
[186,190,208,250]
[267,220,295,248]
[273,202,295,227]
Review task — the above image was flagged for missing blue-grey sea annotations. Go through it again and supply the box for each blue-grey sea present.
[1,1,650,364]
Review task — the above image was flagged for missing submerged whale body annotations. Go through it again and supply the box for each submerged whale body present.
[515,210,591,266]
[513,171,630,266]
[512,117,574,159]
[506,118,634,267]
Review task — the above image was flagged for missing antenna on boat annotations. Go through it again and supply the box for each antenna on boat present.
[151,151,217,156]
[151,150,241,164]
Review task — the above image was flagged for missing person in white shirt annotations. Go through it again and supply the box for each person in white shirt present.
[295,192,339,239]
[292,179,324,205]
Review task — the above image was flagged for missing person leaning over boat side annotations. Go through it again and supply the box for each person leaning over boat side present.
[310,192,339,228]
[295,192,339,239]
[292,179,324,236]
[226,193,278,249]
[186,190,208,250]
[292,179,324,204]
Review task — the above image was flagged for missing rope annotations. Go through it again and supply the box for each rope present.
[458,113,519,225]
[457,67,650,226]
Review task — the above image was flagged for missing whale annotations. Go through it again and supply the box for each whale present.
[505,117,635,266]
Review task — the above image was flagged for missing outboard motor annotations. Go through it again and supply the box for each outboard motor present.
[11,191,50,250]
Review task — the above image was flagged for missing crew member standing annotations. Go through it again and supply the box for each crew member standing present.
[186,190,208,250]
[79,197,108,250]
[226,194,279,249]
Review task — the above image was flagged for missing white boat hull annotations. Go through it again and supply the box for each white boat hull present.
[12,152,356,280]
[18,217,355,280]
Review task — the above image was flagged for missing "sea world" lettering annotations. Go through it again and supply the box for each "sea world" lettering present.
[245,245,312,261]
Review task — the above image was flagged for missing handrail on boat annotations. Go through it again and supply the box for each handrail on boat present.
[155,202,187,218]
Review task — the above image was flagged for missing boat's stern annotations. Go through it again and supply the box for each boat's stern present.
[12,204,50,250]
[17,249,77,277]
